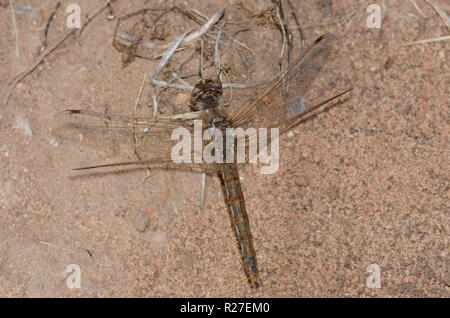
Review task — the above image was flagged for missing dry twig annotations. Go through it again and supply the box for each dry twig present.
[424,0,450,31]
[403,35,450,45]
[2,0,118,121]
[409,0,428,19]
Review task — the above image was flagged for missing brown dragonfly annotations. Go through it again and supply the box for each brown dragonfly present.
[60,33,351,288]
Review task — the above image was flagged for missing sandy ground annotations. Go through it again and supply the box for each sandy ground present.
[0,0,448,297]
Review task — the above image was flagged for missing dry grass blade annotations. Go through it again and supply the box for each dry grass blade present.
[182,6,225,45]
[403,35,450,45]
[409,0,428,19]
[287,0,305,49]
[152,28,195,91]
[200,172,206,211]
[424,0,450,31]
[8,0,20,57]
[3,30,77,118]
[276,4,287,88]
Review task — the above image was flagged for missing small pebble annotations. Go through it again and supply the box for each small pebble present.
[133,211,150,233]
[13,117,33,136]
[16,5,37,17]
[443,272,450,287]
[351,60,363,70]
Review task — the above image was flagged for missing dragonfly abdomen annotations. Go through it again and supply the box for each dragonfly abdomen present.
[219,163,260,288]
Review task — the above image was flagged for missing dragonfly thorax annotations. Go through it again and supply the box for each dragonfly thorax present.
[190,79,228,127]
[190,79,223,111]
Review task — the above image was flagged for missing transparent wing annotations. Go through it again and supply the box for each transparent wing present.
[54,109,206,169]
[229,34,335,129]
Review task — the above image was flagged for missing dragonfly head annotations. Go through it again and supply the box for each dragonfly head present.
[190,79,223,110]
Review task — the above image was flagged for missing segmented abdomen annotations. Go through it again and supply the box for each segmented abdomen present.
[219,163,260,288]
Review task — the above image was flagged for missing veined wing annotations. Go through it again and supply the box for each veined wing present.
[59,109,201,130]
[229,34,336,130]
[227,87,352,166]
[55,109,204,169]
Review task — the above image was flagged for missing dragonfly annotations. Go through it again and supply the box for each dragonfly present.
[60,33,351,288]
